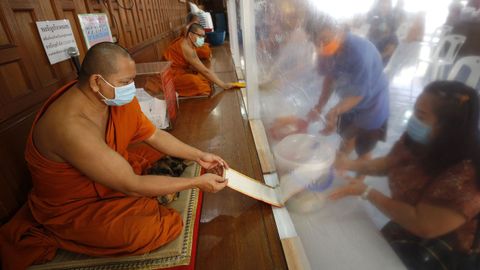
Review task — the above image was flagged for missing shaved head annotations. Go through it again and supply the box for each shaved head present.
[187,23,204,34]
[78,42,133,84]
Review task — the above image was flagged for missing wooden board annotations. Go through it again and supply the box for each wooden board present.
[225,168,283,207]
[235,67,245,80]
[170,44,287,269]
[281,237,312,270]
[249,119,276,173]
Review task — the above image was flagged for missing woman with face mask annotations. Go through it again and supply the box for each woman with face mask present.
[330,81,480,269]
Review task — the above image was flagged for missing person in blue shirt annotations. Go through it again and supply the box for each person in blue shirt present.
[305,13,390,178]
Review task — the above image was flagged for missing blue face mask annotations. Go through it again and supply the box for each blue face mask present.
[194,36,205,47]
[407,115,432,144]
[98,76,136,106]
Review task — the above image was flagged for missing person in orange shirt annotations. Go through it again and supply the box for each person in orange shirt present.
[0,42,229,270]
[164,23,234,97]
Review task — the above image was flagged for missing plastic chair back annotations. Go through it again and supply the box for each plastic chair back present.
[447,56,480,89]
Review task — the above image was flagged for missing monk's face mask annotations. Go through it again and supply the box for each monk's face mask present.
[97,76,136,106]
[190,31,205,48]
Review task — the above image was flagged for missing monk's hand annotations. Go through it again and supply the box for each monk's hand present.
[195,173,228,193]
[197,152,229,170]
[328,178,367,201]
[221,82,234,90]
[320,109,338,135]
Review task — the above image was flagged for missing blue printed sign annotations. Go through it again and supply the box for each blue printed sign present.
[78,13,113,49]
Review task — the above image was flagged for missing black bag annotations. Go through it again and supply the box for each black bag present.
[390,215,480,270]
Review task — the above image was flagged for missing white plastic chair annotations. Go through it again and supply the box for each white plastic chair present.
[428,34,466,80]
[427,25,453,45]
[447,56,480,89]
[409,34,466,99]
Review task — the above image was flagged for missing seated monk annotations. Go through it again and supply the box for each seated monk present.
[164,23,234,97]
[0,42,229,270]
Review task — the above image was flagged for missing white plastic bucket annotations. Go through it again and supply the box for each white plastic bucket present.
[273,133,337,213]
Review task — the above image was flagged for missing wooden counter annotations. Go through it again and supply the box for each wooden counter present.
[170,45,287,269]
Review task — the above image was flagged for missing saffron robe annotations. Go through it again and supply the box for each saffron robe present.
[0,81,183,270]
[164,38,212,97]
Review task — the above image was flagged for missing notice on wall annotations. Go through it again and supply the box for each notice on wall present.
[78,13,113,49]
[36,20,79,65]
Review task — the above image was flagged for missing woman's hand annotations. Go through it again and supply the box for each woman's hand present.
[196,152,229,169]
[321,109,338,135]
[307,107,321,122]
[334,152,355,175]
[328,178,367,200]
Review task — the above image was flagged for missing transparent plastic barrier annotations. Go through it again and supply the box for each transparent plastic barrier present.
[249,0,454,268]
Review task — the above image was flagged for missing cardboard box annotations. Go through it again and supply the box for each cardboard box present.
[135,62,178,128]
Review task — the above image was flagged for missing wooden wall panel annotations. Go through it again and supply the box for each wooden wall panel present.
[15,10,58,86]
[131,43,158,63]
[50,0,89,61]
[143,0,153,38]
[133,0,147,43]
[158,0,166,32]
[0,107,37,224]
[84,0,104,14]
[0,19,9,46]
[109,2,126,44]
[1,62,30,99]
[0,1,48,122]
[117,0,136,48]
[0,0,188,223]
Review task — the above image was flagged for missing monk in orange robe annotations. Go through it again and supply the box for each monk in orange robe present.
[164,23,234,97]
[0,42,229,270]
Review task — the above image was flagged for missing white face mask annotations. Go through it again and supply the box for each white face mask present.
[189,31,205,48]
[98,76,136,106]
[194,36,205,47]
[407,114,432,145]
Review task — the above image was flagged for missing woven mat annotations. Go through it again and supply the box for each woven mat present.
[29,163,202,270]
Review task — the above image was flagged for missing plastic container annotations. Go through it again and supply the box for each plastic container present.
[274,133,336,213]
[206,31,226,46]
[214,12,227,32]
[274,133,335,179]
[198,11,214,31]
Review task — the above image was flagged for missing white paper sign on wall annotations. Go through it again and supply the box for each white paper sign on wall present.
[36,20,79,65]
[78,13,113,49]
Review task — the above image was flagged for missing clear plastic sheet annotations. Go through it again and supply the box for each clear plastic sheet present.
[241,0,457,268]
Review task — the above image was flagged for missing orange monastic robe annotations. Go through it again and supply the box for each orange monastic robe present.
[0,82,183,270]
[164,37,212,97]
[196,43,212,60]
